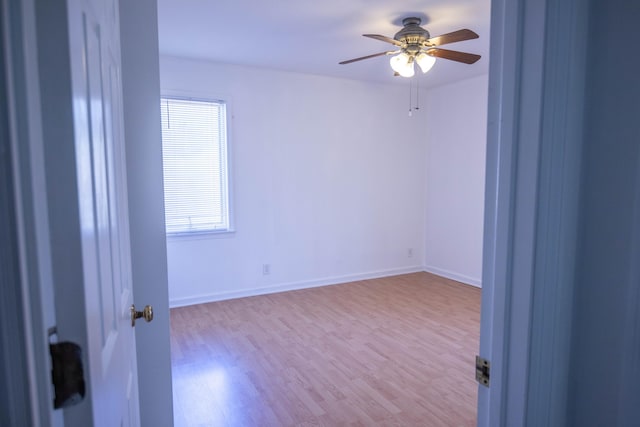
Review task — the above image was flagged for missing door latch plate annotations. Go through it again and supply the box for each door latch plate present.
[475,355,490,387]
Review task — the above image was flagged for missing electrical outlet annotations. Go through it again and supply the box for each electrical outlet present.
[262,264,270,275]
[408,248,414,258]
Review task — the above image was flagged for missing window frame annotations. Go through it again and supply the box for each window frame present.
[160,91,235,238]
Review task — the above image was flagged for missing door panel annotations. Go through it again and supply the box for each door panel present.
[118,1,175,424]
[65,0,139,425]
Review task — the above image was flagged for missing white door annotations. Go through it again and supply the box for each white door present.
[53,0,141,424]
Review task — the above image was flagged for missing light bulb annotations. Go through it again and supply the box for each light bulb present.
[389,53,415,78]
[416,53,436,73]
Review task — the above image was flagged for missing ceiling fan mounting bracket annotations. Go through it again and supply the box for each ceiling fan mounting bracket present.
[401,17,422,26]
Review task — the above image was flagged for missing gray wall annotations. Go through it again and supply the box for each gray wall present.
[569,0,640,425]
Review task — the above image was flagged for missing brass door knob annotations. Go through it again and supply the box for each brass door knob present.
[130,304,153,327]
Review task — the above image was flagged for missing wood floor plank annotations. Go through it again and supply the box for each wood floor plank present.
[170,272,480,426]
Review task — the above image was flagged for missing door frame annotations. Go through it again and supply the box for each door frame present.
[0,3,33,425]
[478,0,589,425]
[1,0,59,425]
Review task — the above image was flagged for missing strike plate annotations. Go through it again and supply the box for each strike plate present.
[475,355,490,387]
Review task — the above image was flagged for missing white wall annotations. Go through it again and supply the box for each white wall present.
[423,75,488,286]
[160,56,427,306]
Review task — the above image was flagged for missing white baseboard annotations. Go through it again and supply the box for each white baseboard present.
[422,265,482,288]
[169,266,425,308]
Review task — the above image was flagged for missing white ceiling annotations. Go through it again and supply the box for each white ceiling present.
[157,0,491,88]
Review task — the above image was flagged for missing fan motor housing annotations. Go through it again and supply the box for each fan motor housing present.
[394,17,430,47]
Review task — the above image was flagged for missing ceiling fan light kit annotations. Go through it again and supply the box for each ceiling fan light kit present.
[340,17,481,78]
[390,52,437,77]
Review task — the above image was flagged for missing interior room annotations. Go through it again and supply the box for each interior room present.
[156,1,489,425]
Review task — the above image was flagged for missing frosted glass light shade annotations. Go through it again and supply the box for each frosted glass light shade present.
[416,53,436,73]
[389,53,415,78]
[398,63,415,78]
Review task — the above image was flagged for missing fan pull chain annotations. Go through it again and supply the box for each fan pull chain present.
[408,79,413,117]
[415,78,420,111]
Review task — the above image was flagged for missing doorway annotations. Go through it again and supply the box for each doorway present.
[157,5,490,427]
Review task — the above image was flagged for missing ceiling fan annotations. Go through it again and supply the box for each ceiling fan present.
[339,17,481,78]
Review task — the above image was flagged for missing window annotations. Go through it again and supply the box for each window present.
[160,97,231,235]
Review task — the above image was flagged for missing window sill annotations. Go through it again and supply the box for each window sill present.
[166,229,236,241]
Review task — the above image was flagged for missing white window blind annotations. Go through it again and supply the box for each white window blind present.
[160,97,230,234]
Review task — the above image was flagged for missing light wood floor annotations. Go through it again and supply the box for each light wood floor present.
[170,272,481,427]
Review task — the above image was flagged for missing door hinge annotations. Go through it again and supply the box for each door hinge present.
[475,355,490,387]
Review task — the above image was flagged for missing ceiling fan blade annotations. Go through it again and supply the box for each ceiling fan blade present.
[425,29,479,47]
[363,34,403,47]
[339,51,393,65]
[426,48,481,64]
